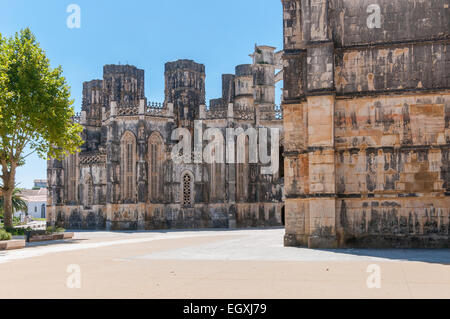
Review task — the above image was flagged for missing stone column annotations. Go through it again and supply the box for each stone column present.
[282,0,338,248]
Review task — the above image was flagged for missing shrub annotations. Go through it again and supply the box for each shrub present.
[3,227,30,236]
[1,215,23,226]
[0,229,12,241]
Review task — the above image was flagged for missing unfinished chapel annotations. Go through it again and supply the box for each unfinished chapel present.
[47,45,285,230]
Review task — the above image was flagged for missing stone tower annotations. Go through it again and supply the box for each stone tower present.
[103,64,145,113]
[252,45,277,123]
[164,59,206,126]
[234,64,254,111]
[81,80,103,152]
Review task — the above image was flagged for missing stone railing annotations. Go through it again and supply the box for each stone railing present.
[79,151,106,165]
[206,108,228,119]
[147,102,164,109]
[146,101,166,117]
[234,109,255,121]
[260,112,281,121]
[103,101,170,119]
[260,106,283,121]
[117,106,139,116]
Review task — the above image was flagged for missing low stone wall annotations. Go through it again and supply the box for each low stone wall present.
[0,240,25,251]
[28,233,74,243]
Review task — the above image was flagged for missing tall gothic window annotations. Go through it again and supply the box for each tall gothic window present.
[121,131,136,201]
[210,147,224,201]
[67,154,78,202]
[84,174,94,206]
[182,173,193,207]
[236,136,249,201]
[148,133,164,202]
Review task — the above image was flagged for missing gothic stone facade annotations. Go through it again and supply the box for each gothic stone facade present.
[282,0,450,248]
[47,46,285,231]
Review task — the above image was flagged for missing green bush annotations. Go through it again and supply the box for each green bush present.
[0,215,22,226]
[0,229,12,241]
[3,227,30,236]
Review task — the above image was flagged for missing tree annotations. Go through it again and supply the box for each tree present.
[0,28,83,228]
[0,187,28,216]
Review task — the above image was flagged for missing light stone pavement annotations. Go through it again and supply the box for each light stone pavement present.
[0,228,449,298]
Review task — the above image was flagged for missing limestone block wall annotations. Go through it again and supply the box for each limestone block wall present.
[281,0,450,248]
[333,93,450,247]
[330,0,449,47]
[145,204,229,230]
[235,203,284,228]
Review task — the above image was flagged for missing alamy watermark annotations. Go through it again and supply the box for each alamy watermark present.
[367,4,381,29]
[171,121,280,175]
[66,4,81,29]
[66,264,81,289]
[366,264,381,289]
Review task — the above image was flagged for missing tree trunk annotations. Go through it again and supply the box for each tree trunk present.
[1,163,16,229]
[2,187,13,228]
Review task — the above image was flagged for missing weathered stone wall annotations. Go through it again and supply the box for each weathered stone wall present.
[282,0,450,248]
[50,206,106,230]
[335,43,450,94]
[235,203,284,228]
[330,0,449,47]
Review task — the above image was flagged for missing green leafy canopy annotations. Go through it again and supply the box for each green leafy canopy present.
[0,28,83,164]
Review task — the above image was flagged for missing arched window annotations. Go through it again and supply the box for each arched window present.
[41,204,46,219]
[279,144,285,179]
[236,136,249,201]
[84,174,94,206]
[121,131,136,201]
[148,133,165,202]
[67,153,78,202]
[182,172,193,207]
[210,147,219,200]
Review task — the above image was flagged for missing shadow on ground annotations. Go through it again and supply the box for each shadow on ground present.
[64,227,285,235]
[316,248,450,265]
[25,239,88,248]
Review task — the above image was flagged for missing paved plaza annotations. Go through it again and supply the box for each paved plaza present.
[1,228,449,298]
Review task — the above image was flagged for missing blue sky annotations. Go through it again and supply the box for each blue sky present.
[0,0,283,189]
